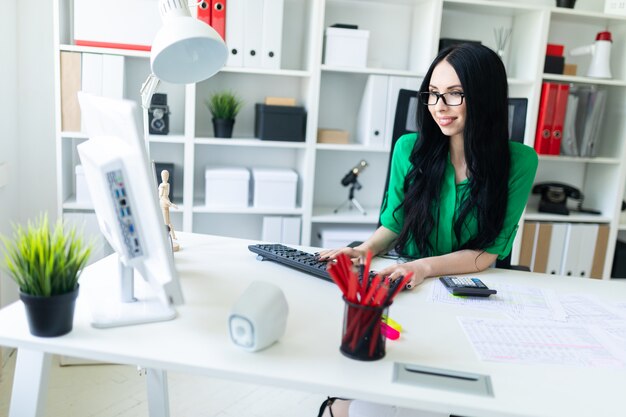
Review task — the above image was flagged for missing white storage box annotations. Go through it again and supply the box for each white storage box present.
[323,27,369,68]
[73,0,161,50]
[75,165,92,205]
[205,167,250,208]
[319,228,374,249]
[252,168,298,209]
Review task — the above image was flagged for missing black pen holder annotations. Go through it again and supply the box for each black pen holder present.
[340,297,390,361]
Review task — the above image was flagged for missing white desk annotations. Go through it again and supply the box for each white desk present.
[0,233,624,417]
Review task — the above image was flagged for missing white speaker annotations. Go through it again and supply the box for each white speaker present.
[228,281,289,352]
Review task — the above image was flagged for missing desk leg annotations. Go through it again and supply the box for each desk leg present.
[146,368,170,417]
[9,349,52,417]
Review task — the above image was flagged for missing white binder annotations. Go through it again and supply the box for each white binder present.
[383,76,420,149]
[545,222,567,275]
[356,75,389,148]
[281,217,301,245]
[262,216,282,242]
[101,55,125,99]
[226,0,245,67]
[81,53,103,96]
[261,0,284,69]
[575,224,598,278]
[243,0,264,68]
[560,223,584,277]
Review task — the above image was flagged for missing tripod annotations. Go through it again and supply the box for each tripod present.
[334,179,367,215]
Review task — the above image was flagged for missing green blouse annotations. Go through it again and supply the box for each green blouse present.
[380,133,538,260]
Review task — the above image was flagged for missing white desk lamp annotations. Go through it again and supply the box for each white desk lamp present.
[140,0,228,144]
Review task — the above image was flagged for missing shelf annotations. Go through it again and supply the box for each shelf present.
[537,155,621,164]
[60,44,150,58]
[312,206,380,224]
[61,131,87,139]
[320,65,422,78]
[524,207,611,223]
[194,137,306,149]
[542,74,626,87]
[221,66,311,78]
[193,202,303,215]
[444,0,542,14]
[63,196,184,212]
[549,7,626,23]
[148,135,185,144]
[62,196,94,211]
[316,144,390,153]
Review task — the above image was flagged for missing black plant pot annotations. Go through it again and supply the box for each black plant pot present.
[212,118,235,138]
[556,0,576,8]
[20,286,79,337]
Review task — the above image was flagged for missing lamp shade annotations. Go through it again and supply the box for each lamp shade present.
[151,16,227,84]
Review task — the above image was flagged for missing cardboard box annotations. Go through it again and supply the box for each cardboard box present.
[317,129,350,144]
[205,167,250,208]
[563,63,578,76]
[252,168,298,209]
[324,27,369,67]
[265,97,296,106]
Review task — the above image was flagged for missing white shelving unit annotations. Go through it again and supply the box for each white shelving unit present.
[53,0,626,279]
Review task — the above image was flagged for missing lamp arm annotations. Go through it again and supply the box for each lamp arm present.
[140,73,161,110]
[140,73,161,155]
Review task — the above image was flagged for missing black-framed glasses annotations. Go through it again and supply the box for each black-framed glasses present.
[419,91,465,106]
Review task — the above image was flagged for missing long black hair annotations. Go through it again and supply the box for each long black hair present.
[394,43,511,257]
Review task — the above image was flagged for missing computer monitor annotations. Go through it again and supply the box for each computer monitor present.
[76,92,184,328]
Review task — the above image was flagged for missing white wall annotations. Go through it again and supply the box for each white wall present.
[17,0,57,222]
[0,0,20,308]
[0,0,56,308]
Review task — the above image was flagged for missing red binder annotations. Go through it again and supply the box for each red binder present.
[211,0,226,40]
[534,82,557,155]
[550,83,570,155]
[197,0,212,26]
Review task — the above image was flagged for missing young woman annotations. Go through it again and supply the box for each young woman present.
[317,43,538,417]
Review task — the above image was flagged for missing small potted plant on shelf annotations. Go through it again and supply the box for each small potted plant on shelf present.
[205,91,244,138]
[1,214,92,337]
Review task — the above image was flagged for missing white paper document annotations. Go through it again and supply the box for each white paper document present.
[559,294,626,325]
[430,281,566,321]
[458,317,626,368]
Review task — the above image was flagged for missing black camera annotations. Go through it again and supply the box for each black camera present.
[148,93,170,135]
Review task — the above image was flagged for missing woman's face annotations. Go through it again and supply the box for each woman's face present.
[427,60,467,141]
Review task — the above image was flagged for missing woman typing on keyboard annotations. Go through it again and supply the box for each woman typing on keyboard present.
[315,43,537,417]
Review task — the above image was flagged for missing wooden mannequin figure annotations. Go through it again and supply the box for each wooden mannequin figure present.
[159,169,180,252]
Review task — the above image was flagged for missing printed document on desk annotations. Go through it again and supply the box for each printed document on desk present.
[458,317,626,368]
[430,281,567,321]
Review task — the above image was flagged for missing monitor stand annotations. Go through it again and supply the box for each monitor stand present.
[89,260,177,328]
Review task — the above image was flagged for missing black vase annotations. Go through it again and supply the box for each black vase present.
[20,286,79,337]
[556,0,576,8]
[212,118,235,138]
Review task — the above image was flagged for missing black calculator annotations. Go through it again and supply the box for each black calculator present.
[439,276,497,297]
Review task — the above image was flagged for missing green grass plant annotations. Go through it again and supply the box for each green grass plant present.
[205,91,244,120]
[2,214,92,296]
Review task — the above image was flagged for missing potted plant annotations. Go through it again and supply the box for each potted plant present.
[1,214,92,337]
[205,91,244,138]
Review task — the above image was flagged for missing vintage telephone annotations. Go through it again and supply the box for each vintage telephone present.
[532,182,600,215]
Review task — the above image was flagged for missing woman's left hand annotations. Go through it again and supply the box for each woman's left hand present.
[376,259,430,291]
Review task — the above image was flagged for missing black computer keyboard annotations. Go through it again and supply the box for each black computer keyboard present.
[248,243,377,283]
